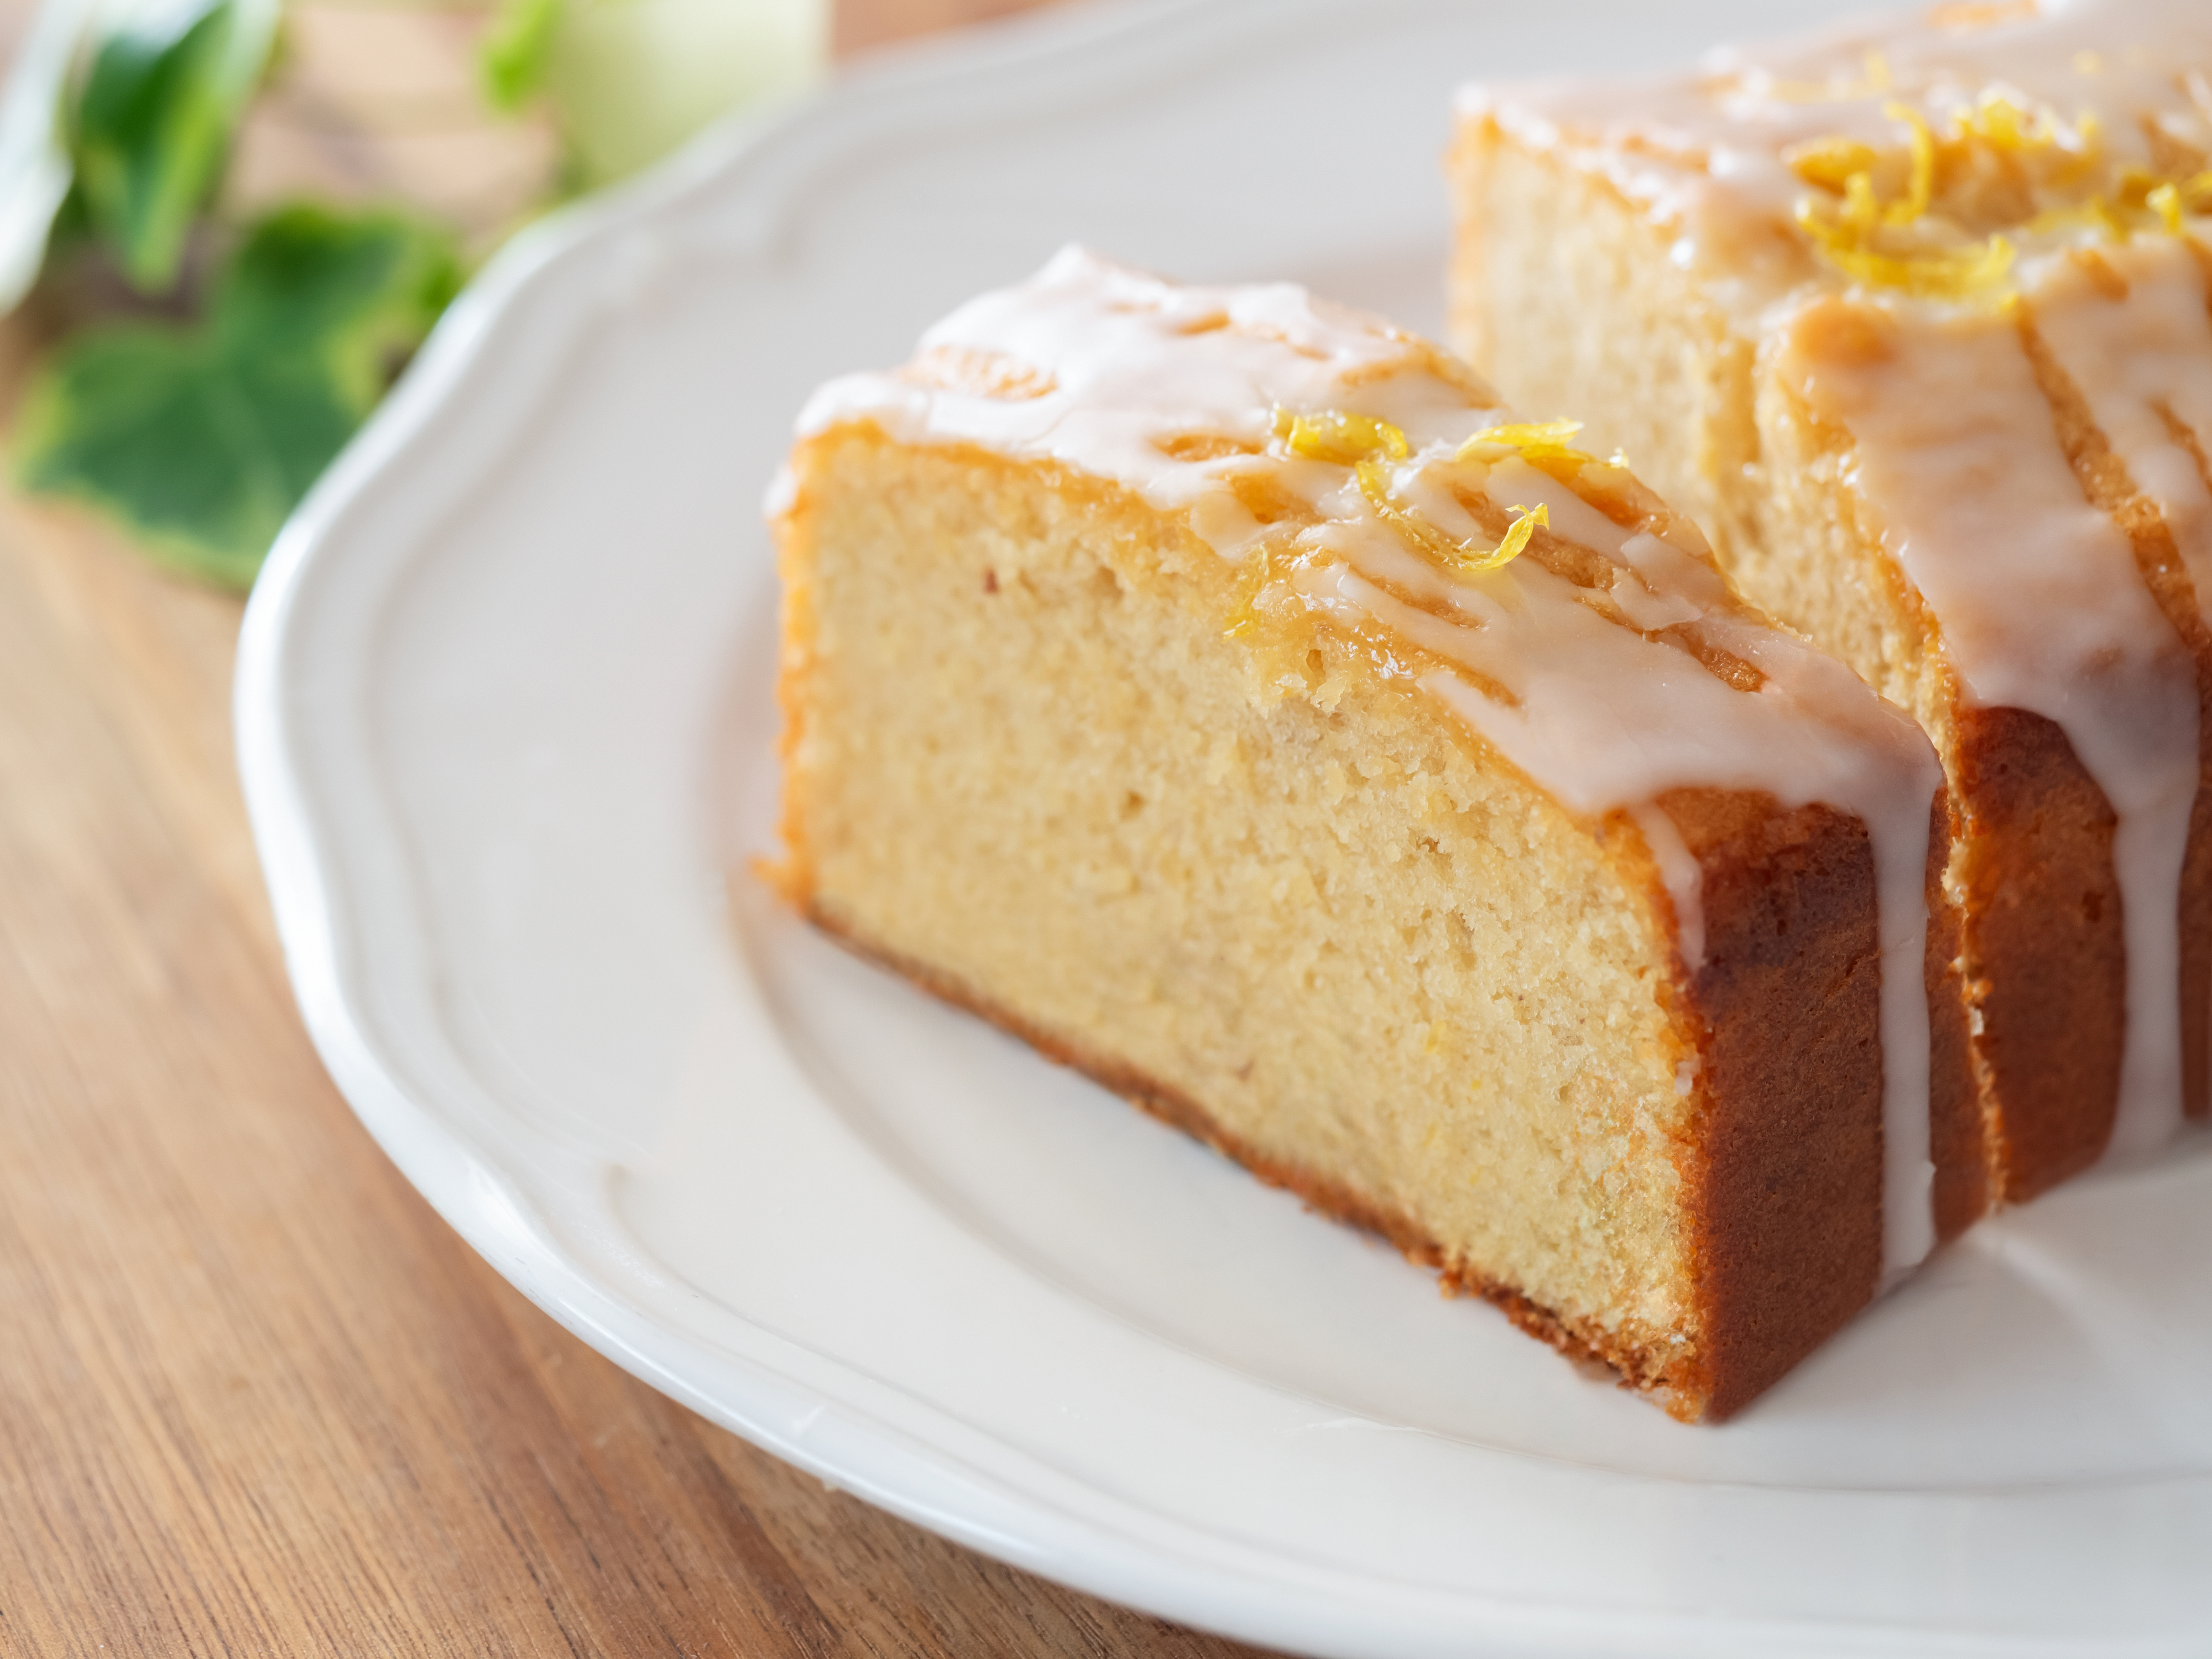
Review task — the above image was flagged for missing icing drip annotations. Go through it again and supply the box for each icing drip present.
[1630,804,1706,969]
[1780,297,2198,1167]
[2027,241,2212,1155]
[1474,0,2212,1176]
[797,247,1948,1278]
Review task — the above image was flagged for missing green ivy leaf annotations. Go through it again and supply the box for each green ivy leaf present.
[71,0,278,295]
[214,198,463,409]
[480,0,563,114]
[13,202,462,587]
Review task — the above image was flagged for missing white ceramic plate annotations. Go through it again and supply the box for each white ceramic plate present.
[234,2,2212,1652]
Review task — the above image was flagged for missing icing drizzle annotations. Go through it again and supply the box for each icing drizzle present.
[795,247,1948,1277]
[1474,0,2212,1166]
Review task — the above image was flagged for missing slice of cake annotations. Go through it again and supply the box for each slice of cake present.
[769,247,1971,1421]
[1451,0,2212,1207]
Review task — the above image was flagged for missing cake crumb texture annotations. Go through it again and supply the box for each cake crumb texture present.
[776,430,1921,1420]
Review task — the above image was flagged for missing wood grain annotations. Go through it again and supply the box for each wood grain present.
[0,7,1275,1654]
[836,0,1078,54]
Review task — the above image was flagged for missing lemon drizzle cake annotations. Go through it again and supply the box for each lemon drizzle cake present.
[1452,0,2212,1203]
[770,248,1966,1418]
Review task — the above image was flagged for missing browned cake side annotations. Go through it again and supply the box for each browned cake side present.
[1637,786,1969,1412]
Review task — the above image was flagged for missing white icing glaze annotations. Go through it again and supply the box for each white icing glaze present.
[796,247,1948,1277]
[1479,0,2212,317]
[1780,296,2198,1164]
[2027,241,2212,1155]
[1630,802,1707,969]
[1473,0,2212,1172]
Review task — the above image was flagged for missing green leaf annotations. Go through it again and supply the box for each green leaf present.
[213,201,463,410]
[13,204,462,587]
[70,0,278,295]
[480,0,563,114]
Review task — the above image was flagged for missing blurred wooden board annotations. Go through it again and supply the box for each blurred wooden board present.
[837,0,1073,52]
[0,3,1269,1652]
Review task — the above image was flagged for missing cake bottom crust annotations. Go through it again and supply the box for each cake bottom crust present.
[797,897,1703,1422]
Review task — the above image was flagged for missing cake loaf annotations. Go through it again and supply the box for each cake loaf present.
[769,248,1971,1421]
[1451,0,2212,1209]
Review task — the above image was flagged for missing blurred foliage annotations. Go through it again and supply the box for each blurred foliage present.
[69,0,275,294]
[7,0,820,587]
[480,0,561,114]
[15,204,460,585]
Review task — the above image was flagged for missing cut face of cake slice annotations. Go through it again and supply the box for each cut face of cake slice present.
[1450,0,2212,1209]
[769,247,1969,1421]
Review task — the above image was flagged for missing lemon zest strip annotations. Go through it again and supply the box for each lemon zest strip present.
[1354,461,1545,575]
[1273,405,1407,465]
[1881,102,1937,225]
[1272,405,1550,576]
[1472,503,1550,572]
[1785,135,1880,193]
[1353,460,1455,562]
[1794,197,2016,299]
[2151,182,2184,235]
[1453,418,1588,465]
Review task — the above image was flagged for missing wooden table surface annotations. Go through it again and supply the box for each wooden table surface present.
[0,4,1276,1653]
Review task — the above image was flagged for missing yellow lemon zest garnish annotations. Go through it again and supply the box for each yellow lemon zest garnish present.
[2093,193,2136,239]
[1272,405,1407,465]
[1353,460,1545,576]
[1956,90,2092,162]
[1940,87,2105,188]
[2151,182,2184,234]
[2049,166,2180,240]
[1477,503,1551,572]
[2115,165,2163,210]
[1778,77,2212,294]
[1785,135,1880,193]
[1453,418,1587,465]
[1839,170,1884,236]
[1962,92,2034,150]
[1353,460,1451,558]
[1791,99,2051,297]
[1882,102,1937,224]
[1794,197,2017,298]
[1276,406,1552,577]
